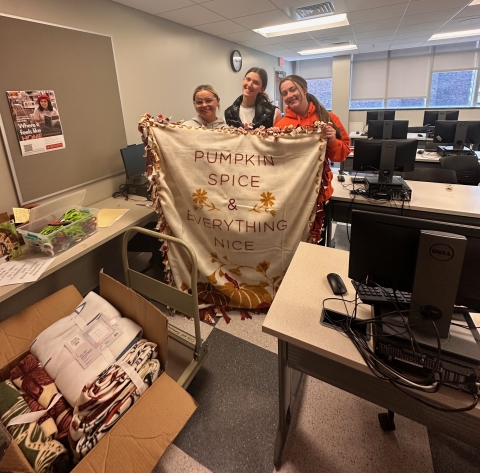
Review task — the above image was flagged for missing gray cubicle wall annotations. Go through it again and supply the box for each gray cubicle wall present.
[0,15,127,204]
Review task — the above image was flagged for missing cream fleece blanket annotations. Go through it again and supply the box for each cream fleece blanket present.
[30,292,142,406]
[141,117,326,310]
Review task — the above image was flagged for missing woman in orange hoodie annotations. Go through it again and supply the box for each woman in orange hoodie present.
[276,74,350,243]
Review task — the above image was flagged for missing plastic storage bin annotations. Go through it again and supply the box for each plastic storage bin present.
[17,190,99,256]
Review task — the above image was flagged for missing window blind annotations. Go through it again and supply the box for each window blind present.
[433,42,479,72]
[298,57,333,79]
[350,51,388,100]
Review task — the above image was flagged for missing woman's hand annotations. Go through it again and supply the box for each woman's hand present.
[322,124,336,143]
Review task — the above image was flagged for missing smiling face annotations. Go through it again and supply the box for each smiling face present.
[39,99,49,109]
[280,80,309,117]
[242,72,265,102]
[193,89,219,123]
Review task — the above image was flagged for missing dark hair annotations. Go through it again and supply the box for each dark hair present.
[245,67,271,104]
[279,74,341,139]
[38,99,53,112]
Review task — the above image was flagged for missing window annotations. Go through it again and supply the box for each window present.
[306,78,332,110]
[429,70,477,107]
[350,100,384,109]
[387,98,426,108]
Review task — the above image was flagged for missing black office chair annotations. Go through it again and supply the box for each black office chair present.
[402,168,457,184]
[439,155,480,186]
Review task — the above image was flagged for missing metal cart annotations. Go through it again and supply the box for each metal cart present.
[122,227,208,388]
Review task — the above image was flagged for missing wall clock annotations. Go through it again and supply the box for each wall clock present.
[230,50,242,72]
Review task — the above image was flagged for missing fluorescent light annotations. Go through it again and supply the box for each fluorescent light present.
[298,44,357,55]
[254,13,349,38]
[469,0,480,6]
[428,29,480,41]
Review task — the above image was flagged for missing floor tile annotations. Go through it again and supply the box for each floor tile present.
[277,376,433,473]
[153,444,213,473]
[215,310,278,354]
[175,329,278,473]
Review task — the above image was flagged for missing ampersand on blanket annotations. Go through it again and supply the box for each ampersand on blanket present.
[228,199,237,210]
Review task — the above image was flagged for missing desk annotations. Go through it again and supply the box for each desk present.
[349,131,433,146]
[325,176,480,246]
[262,244,480,469]
[0,196,156,320]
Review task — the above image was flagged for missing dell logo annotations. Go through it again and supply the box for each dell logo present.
[430,244,454,261]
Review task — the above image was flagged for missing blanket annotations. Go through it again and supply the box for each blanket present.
[0,380,71,473]
[10,354,73,440]
[30,291,143,407]
[69,339,160,459]
[140,116,327,312]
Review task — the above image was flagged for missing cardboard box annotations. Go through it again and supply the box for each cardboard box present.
[0,271,197,473]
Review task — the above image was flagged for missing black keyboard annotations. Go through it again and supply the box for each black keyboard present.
[352,280,411,305]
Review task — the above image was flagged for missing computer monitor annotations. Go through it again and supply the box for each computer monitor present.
[467,121,480,150]
[120,144,146,180]
[349,210,480,338]
[353,139,417,183]
[423,110,459,126]
[366,110,396,122]
[367,120,409,139]
[433,120,471,151]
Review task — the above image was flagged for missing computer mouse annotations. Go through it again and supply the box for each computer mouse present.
[418,133,423,137]
[327,273,347,295]
[337,174,345,182]
[417,149,424,154]
[356,131,360,134]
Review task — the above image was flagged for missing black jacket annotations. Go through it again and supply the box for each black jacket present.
[224,95,277,129]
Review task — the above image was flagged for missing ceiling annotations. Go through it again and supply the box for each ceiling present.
[111,0,480,60]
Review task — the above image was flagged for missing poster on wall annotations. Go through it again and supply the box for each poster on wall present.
[6,90,66,156]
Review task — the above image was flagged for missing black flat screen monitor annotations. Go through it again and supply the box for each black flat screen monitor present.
[467,121,480,149]
[423,110,459,126]
[366,110,396,121]
[367,120,409,139]
[348,210,480,313]
[353,139,417,173]
[120,144,145,180]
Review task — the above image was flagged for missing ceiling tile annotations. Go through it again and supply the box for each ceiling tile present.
[201,0,277,19]
[258,48,297,56]
[357,41,392,52]
[278,39,321,49]
[351,17,403,33]
[405,0,470,17]
[193,20,247,35]
[190,0,211,3]
[353,27,398,40]
[219,30,265,42]
[454,3,480,18]
[393,29,439,40]
[355,34,394,45]
[456,34,480,42]
[399,8,465,27]
[232,10,292,29]
[396,21,447,33]
[316,34,356,46]
[308,25,354,39]
[157,4,225,26]
[238,35,293,47]
[344,0,410,12]
[391,37,428,46]
[389,42,425,50]
[450,16,480,29]
[112,0,195,14]
[347,3,408,25]
[253,43,289,52]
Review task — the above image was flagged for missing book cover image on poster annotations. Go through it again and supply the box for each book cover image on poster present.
[6,90,66,156]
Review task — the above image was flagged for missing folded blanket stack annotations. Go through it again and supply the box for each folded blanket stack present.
[10,353,73,440]
[69,339,161,459]
[0,380,71,473]
[30,292,143,406]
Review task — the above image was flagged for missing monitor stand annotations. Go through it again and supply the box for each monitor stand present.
[409,230,467,338]
[365,140,403,188]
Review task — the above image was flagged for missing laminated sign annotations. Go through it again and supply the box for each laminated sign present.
[140,115,328,311]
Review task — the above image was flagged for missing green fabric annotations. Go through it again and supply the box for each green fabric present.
[0,380,70,473]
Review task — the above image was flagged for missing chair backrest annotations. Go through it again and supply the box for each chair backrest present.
[439,155,480,186]
[402,168,457,184]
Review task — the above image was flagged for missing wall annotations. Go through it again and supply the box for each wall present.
[0,0,292,209]
[332,56,351,129]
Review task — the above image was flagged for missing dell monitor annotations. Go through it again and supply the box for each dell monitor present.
[366,110,396,122]
[120,144,146,181]
[367,120,409,140]
[353,139,417,185]
[433,120,474,153]
[423,109,459,126]
[349,210,480,338]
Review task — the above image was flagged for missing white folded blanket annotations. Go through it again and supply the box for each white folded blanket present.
[30,292,142,407]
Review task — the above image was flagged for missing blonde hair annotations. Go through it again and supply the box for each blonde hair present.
[193,84,220,109]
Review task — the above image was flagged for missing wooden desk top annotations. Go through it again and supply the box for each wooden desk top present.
[331,174,480,220]
[0,196,156,303]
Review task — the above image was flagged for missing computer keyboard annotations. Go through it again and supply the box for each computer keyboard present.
[352,280,411,305]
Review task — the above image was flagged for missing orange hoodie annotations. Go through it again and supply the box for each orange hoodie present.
[276,102,350,201]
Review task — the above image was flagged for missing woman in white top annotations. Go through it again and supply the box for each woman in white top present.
[182,85,225,129]
[32,94,59,126]
[224,67,281,129]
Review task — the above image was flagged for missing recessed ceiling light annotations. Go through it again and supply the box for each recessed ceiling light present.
[469,0,480,6]
[428,28,480,40]
[298,43,357,55]
[253,13,349,38]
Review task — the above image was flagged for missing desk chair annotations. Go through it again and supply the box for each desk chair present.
[402,168,457,184]
[439,155,480,186]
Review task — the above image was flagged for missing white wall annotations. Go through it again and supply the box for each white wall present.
[0,0,292,209]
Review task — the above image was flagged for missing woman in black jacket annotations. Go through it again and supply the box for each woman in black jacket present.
[224,67,281,129]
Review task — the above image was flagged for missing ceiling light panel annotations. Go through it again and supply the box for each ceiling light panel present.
[298,43,357,55]
[428,28,480,40]
[254,13,349,38]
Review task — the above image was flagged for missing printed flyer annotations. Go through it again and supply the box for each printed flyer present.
[6,90,66,156]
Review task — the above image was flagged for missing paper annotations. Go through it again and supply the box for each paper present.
[0,257,55,286]
[97,209,129,228]
[12,207,30,223]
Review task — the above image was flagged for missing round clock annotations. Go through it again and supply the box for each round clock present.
[230,50,242,72]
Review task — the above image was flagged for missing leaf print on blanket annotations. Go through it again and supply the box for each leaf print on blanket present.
[192,189,219,211]
[249,191,276,216]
